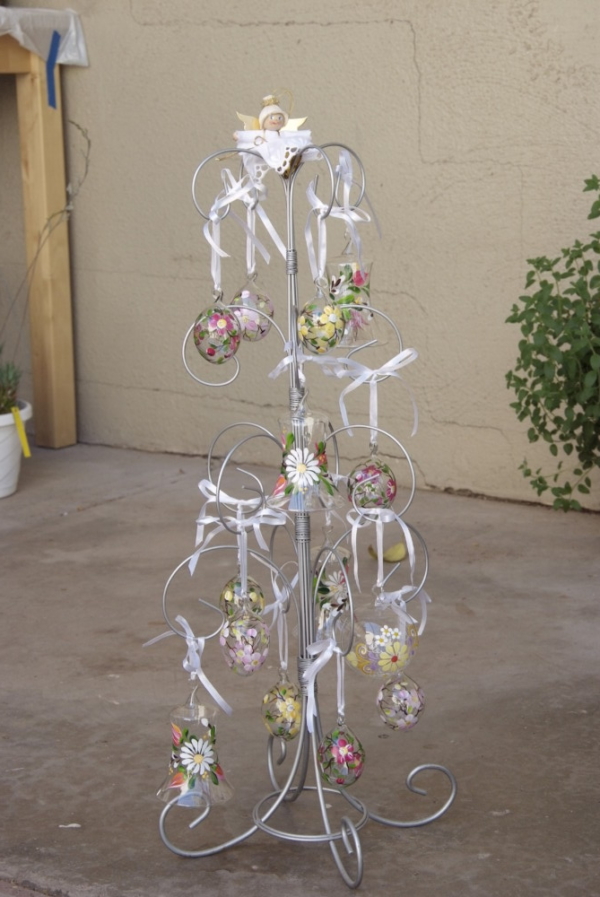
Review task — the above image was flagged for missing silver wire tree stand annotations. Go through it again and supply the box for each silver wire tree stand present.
[154,135,456,889]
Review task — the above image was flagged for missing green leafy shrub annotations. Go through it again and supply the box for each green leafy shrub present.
[505,175,600,511]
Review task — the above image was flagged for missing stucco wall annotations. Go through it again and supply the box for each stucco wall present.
[2,0,600,508]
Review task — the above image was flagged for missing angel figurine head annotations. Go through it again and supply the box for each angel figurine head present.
[259,100,288,132]
[236,94,307,134]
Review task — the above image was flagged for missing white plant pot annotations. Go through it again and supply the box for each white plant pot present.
[0,400,32,498]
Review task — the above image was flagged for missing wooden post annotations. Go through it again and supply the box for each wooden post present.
[0,34,77,447]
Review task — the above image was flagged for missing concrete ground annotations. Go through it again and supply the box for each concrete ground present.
[0,444,599,897]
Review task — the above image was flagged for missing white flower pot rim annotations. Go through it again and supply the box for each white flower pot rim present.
[0,399,32,428]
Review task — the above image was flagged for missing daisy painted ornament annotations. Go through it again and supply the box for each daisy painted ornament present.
[261,672,302,741]
[219,573,265,619]
[347,455,397,509]
[317,723,366,788]
[193,305,241,364]
[342,607,419,678]
[230,284,274,342]
[156,686,234,808]
[298,298,345,355]
[220,605,270,677]
[377,673,425,731]
[271,415,339,512]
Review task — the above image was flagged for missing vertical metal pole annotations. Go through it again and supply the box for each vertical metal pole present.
[282,174,314,662]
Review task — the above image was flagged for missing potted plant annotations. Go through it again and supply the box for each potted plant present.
[505,175,600,510]
[0,346,32,498]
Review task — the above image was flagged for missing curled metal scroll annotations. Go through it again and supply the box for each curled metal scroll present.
[342,763,457,830]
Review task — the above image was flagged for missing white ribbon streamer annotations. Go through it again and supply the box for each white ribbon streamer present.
[346,506,417,593]
[304,637,342,733]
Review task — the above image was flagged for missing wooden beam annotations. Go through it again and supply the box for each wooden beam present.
[0,34,31,74]
[15,48,77,447]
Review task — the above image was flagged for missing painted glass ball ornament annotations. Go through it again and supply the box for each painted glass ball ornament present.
[261,673,302,741]
[298,299,344,355]
[230,286,275,342]
[193,306,241,364]
[219,573,265,619]
[341,608,419,678]
[317,723,365,787]
[219,609,270,677]
[347,456,397,509]
[377,673,425,731]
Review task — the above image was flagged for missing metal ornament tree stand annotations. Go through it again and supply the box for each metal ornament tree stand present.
[152,113,456,889]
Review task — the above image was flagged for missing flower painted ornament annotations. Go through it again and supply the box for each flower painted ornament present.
[317,723,366,788]
[312,522,352,639]
[347,454,397,510]
[230,284,275,342]
[328,257,373,345]
[271,414,340,512]
[220,602,270,677]
[219,572,265,619]
[342,603,420,679]
[298,297,345,355]
[193,304,241,364]
[261,671,302,741]
[377,673,425,731]
[157,686,234,808]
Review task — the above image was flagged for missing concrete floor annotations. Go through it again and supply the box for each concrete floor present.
[0,444,599,897]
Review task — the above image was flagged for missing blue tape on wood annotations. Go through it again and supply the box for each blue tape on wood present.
[46,29,61,108]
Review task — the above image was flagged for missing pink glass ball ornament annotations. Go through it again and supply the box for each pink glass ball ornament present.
[347,456,397,509]
[220,607,270,677]
[317,723,366,788]
[261,673,302,741]
[219,573,265,619]
[297,298,345,355]
[377,673,425,731]
[230,285,275,342]
[193,305,241,364]
[156,686,234,808]
[341,607,420,678]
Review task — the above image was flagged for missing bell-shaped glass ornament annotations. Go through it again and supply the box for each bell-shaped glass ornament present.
[327,257,373,346]
[193,304,241,364]
[219,572,265,618]
[312,526,352,639]
[340,602,419,678]
[270,413,342,513]
[230,281,275,342]
[157,685,234,808]
[297,293,345,355]
[261,671,302,740]
[347,452,397,510]
[377,673,425,731]
[317,722,366,787]
[220,601,270,676]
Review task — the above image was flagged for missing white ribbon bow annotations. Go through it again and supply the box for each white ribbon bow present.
[189,478,287,574]
[374,588,431,639]
[327,348,419,436]
[143,614,233,715]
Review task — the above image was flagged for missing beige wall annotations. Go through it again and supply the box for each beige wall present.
[2,0,600,508]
